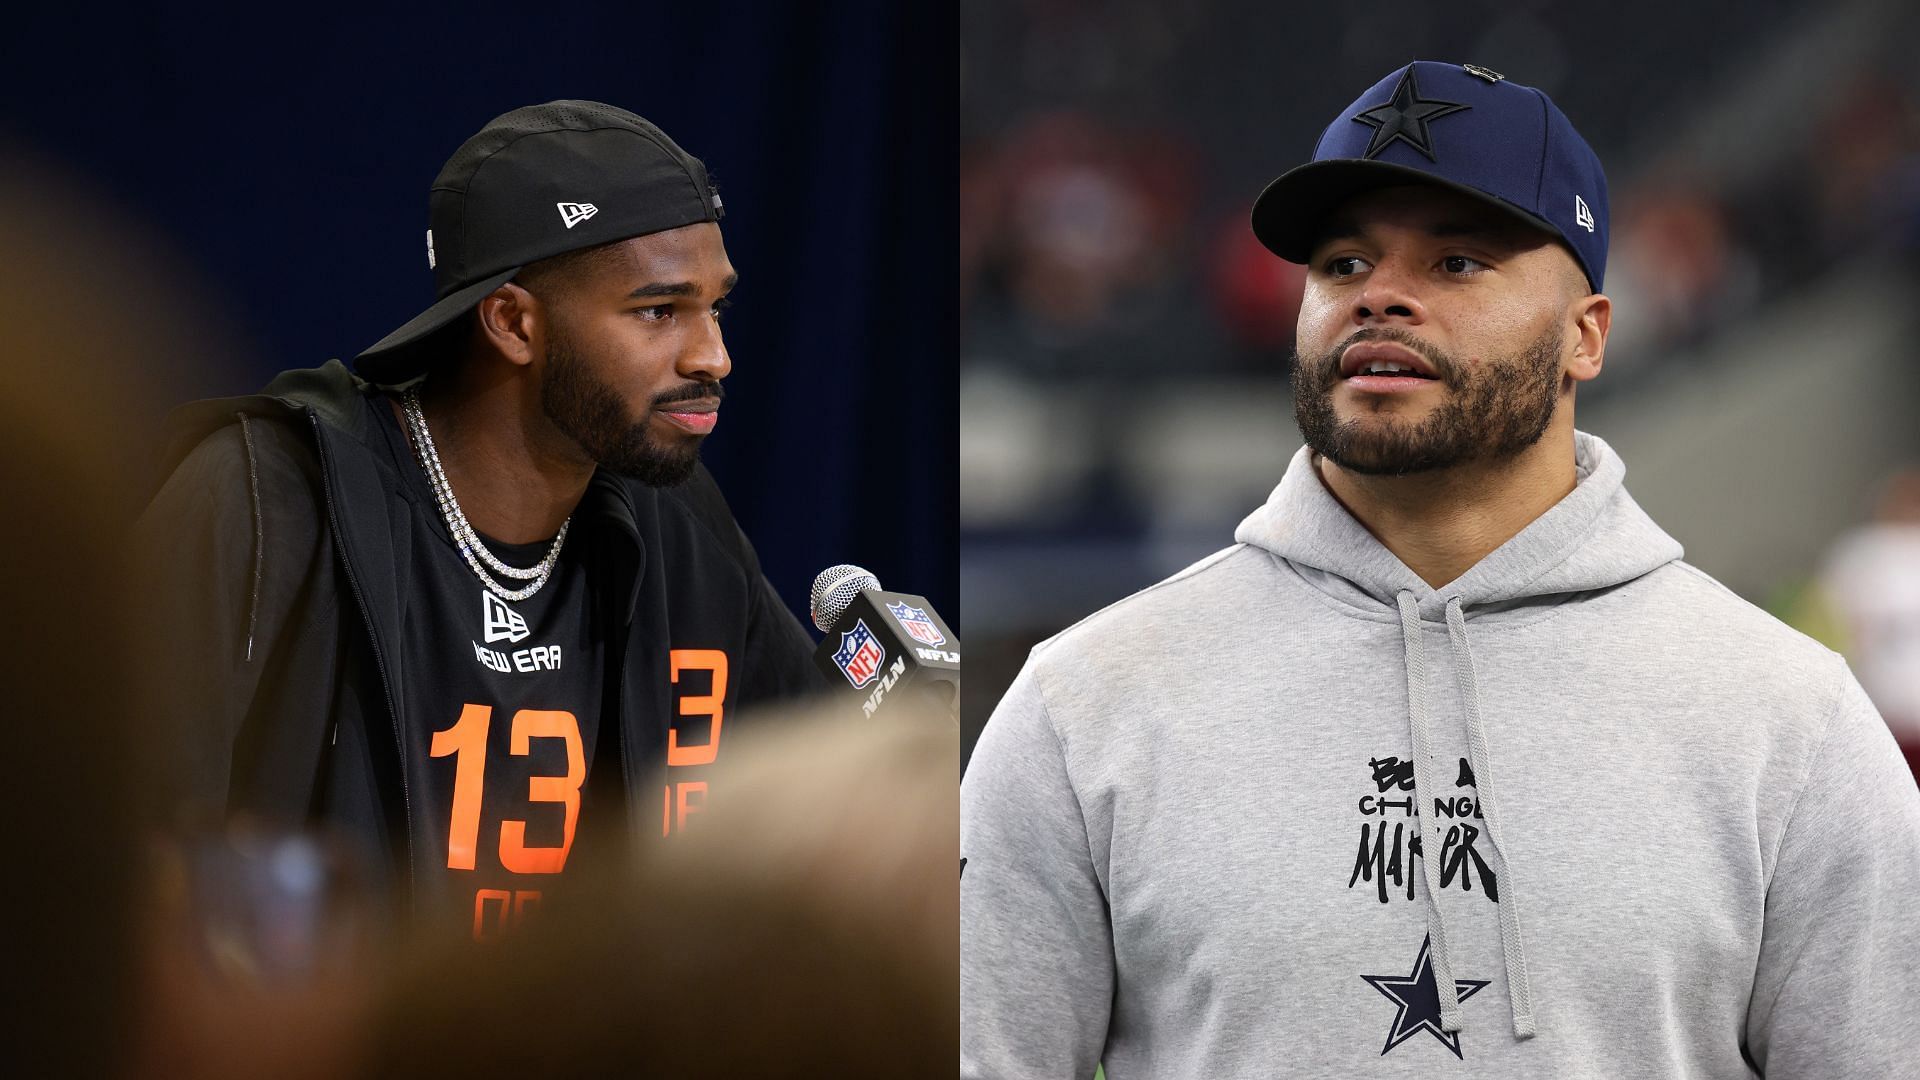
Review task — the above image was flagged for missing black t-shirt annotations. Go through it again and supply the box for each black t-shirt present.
[368,395,609,942]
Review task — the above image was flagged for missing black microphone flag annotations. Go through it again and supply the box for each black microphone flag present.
[810,568,959,721]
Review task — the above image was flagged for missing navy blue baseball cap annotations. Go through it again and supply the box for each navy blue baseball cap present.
[1251,61,1608,292]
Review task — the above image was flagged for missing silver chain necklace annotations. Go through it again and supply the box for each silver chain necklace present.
[400,386,569,602]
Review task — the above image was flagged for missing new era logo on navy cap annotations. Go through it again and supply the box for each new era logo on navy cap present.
[1251,61,1609,294]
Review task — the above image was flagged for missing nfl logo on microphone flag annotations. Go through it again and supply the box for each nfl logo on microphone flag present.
[811,585,960,721]
[887,601,947,647]
[832,619,888,688]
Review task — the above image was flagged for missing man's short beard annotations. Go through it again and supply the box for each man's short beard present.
[1291,324,1565,476]
[540,323,706,487]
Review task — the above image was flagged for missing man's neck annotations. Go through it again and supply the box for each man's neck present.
[1313,423,1580,590]
[395,366,593,545]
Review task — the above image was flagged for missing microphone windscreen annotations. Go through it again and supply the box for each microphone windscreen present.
[810,563,881,632]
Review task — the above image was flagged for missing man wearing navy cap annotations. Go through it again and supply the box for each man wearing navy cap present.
[136,102,823,943]
[962,63,1920,1076]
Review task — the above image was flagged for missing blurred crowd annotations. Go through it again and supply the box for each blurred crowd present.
[960,0,1920,775]
[962,0,1920,379]
[962,63,1920,387]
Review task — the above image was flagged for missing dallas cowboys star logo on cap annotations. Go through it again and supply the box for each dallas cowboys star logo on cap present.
[1351,67,1470,162]
[1360,934,1491,1058]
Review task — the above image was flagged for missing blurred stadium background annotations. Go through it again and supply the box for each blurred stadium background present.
[960,0,1920,779]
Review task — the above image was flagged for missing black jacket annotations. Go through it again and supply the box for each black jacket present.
[135,361,822,903]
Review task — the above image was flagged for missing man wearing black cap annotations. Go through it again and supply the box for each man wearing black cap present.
[962,63,1920,1075]
[137,101,822,942]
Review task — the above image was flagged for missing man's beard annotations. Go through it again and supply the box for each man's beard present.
[1291,324,1564,476]
[539,326,718,487]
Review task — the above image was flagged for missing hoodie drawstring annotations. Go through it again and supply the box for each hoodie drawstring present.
[1394,589,1539,1041]
[1394,590,1463,1032]
[1444,596,1537,1039]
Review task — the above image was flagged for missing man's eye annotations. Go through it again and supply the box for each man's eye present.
[634,305,672,322]
[1327,255,1371,277]
[1442,255,1488,275]
[712,296,733,321]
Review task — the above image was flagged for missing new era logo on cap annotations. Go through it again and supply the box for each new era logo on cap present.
[557,201,599,229]
[1575,194,1595,233]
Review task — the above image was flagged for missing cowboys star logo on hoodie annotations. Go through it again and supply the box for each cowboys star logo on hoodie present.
[1361,934,1490,1058]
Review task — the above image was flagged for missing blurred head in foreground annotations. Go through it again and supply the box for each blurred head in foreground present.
[0,144,254,1077]
[362,700,958,1078]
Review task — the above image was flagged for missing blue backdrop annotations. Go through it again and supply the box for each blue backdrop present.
[0,1,956,632]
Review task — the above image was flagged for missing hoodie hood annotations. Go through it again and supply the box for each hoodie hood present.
[1232,430,1682,1040]
[1235,430,1683,621]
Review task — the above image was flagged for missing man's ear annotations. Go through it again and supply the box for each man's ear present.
[1567,290,1610,385]
[474,282,542,368]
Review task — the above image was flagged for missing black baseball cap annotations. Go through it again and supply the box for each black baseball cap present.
[1251,62,1608,293]
[355,100,724,384]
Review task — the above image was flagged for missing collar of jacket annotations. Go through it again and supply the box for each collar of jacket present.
[155,359,650,632]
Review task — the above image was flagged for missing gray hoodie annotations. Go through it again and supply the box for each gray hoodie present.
[961,432,1920,1078]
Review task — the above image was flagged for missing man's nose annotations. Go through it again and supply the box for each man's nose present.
[680,316,731,382]
[1351,257,1428,327]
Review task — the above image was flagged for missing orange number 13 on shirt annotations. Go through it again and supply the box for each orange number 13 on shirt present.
[429,704,585,873]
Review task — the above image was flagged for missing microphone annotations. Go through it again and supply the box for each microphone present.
[809,563,959,722]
